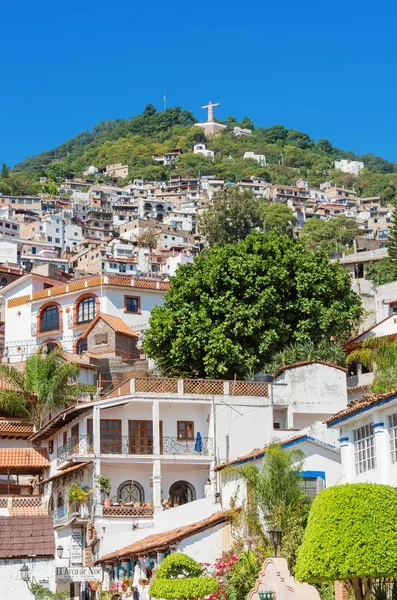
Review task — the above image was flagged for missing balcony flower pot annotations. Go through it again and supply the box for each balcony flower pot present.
[104,498,113,508]
[147,500,153,508]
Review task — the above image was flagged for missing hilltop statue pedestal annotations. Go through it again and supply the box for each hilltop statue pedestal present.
[195,100,226,137]
[247,558,320,600]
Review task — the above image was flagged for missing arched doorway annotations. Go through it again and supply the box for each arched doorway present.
[169,481,196,506]
[117,480,145,504]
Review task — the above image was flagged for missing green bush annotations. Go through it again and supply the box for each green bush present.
[296,483,397,583]
[150,576,219,599]
[150,552,219,599]
[154,552,203,579]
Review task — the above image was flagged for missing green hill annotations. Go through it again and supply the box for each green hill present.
[3,104,397,202]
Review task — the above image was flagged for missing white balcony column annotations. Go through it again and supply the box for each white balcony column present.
[93,406,101,454]
[339,427,355,483]
[286,406,294,429]
[152,400,162,512]
[373,412,389,485]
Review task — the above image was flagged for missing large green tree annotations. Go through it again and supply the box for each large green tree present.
[302,215,359,254]
[346,336,397,393]
[296,484,397,600]
[0,350,95,429]
[263,203,297,236]
[144,231,362,378]
[198,188,264,246]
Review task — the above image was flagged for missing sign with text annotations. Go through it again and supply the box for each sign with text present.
[70,528,83,565]
[56,566,103,582]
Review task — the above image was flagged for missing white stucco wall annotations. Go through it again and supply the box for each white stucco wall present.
[0,558,55,599]
[375,282,397,321]
[178,521,231,564]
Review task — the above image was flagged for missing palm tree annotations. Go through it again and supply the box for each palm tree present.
[346,335,397,393]
[226,445,311,567]
[265,340,346,374]
[0,349,96,429]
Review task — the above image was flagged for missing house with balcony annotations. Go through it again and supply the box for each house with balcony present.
[0,273,169,363]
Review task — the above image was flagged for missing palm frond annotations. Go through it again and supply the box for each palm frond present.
[0,390,29,419]
[0,365,26,391]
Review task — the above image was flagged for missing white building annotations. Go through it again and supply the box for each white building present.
[334,160,364,175]
[233,127,252,137]
[193,143,214,160]
[0,273,169,363]
[243,151,266,167]
[326,389,397,486]
[38,212,84,251]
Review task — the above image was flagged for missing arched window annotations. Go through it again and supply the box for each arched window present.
[77,297,96,324]
[76,338,88,354]
[48,496,54,516]
[117,480,145,504]
[40,305,59,332]
[169,481,196,506]
[57,492,64,508]
[41,341,60,354]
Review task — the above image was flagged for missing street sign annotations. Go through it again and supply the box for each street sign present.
[56,566,103,582]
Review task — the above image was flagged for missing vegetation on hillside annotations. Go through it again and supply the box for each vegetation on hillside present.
[4,105,397,203]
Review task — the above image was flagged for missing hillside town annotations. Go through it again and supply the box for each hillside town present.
[2,103,397,600]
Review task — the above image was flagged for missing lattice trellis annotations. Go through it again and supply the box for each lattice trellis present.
[231,381,268,397]
[103,505,154,517]
[135,378,178,394]
[12,497,42,507]
[183,379,224,395]
[0,498,7,508]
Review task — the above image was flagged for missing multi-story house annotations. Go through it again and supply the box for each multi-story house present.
[0,195,42,213]
[326,388,397,486]
[106,163,129,179]
[0,273,169,363]
[236,178,270,198]
[269,184,310,204]
[334,159,364,175]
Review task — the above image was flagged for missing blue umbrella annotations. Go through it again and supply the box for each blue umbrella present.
[194,432,203,453]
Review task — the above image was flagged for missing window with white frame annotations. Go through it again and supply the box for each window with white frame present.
[353,424,376,474]
[388,413,397,463]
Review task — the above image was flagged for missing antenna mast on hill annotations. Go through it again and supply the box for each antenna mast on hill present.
[164,90,167,111]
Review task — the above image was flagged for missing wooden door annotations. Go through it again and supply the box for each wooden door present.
[71,424,79,452]
[100,420,122,453]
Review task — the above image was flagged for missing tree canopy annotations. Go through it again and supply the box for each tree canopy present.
[296,483,397,600]
[198,188,265,246]
[149,553,219,599]
[144,231,362,378]
[302,215,360,254]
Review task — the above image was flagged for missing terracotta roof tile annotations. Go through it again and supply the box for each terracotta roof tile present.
[0,448,49,469]
[0,421,34,438]
[40,461,92,486]
[8,507,47,516]
[0,516,55,558]
[97,511,233,563]
[273,360,347,378]
[80,313,139,340]
[326,389,397,425]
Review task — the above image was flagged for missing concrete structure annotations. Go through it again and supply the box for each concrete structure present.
[233,126,252,137]
[195,101,226,137]
[105,163,129,179]
[248,558,320,600]
[193,143,214,160]
[243,151,266,166]
[334,160,364,175]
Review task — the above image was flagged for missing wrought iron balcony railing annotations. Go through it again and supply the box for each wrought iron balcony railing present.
[53,500,92,524]
[57,435,214,464]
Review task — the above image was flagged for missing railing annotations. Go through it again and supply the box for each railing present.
[129,378,269,398]
[57,435,214,464]
[53,500,93,524]
[0,496,44,508]
[103,505,154,517]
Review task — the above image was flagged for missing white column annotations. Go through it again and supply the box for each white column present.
[93,406,102,513]
[339,427,355,483]
[373,413,389,484]
[152,401,162,513]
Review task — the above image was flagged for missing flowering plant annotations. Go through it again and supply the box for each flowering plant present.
[109,582,119,591]
[121,577,132,591]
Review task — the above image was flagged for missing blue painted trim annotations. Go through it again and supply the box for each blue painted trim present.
[300,470,326,486]
[338,437,349,442]
[282,436,308,448]
[372,422,384,428]
[327,394,397,428]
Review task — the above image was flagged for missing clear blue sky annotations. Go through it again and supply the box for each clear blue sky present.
[2,0,397,166]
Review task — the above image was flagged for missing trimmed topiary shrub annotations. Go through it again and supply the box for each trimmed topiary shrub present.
[296,483,397,600]
[150,552,219,599]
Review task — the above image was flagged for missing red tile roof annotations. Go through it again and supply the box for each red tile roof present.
[326,389,397,425]
[0,420,34,438]
[79,313,139,340]
[40,461,92,486]
[97,511,233,563]
[0,516,55,558]
[8,506,48,516]
[273,360,347,378]
[0,448,49,469]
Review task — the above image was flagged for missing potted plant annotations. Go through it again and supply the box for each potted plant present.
[67,483,93,515]
[97,476,112,507]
